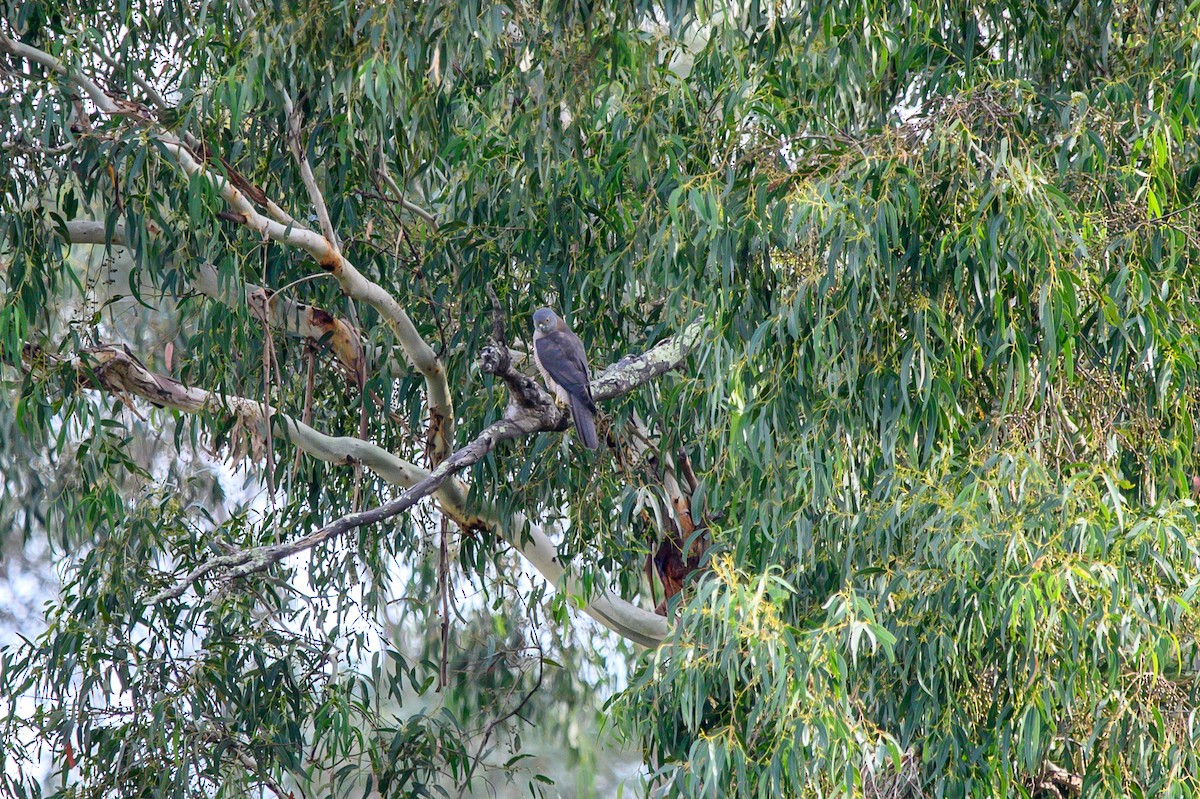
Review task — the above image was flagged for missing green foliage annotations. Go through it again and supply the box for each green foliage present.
[3,0,1200,797]
[622,455,1200,796]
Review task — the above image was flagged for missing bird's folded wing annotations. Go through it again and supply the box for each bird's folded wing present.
[534,332,592,400]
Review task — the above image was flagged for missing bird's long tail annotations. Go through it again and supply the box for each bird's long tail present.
[569,394,599,450]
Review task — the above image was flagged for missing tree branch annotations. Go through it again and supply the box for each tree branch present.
[87,41,171,111]
[195,263,365,389]
[24,342,429,489]
[146,425,519,603]
[1035,762,1082,798]
[187,720,306,799]
[628,414,709,615]
[8,32,700,646]
[166,142,458,461]
[377,152,438,228]
[0,30,121,114]
[592,322,704,401]
[60,219,130,246]
[478,319,705,423]
[281,89,340,252]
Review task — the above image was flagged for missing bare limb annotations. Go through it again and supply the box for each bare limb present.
[231,750,296,799]
[592,322,704,401]
[23,342,430,491]
[188,719,307,799]
[61,219,129,246]
[146,412,537,604]
[486,284,506,344]
[2,136,75,155]
[0,30,122,113]
[163,141,456,461]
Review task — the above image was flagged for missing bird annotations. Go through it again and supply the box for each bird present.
[531,307,599,449]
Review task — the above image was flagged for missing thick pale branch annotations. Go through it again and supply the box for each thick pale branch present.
[3,32,454,463]
[506,515,668,646]
[1036,763,1082,798]
[0,31,121,114]
[61,219,129,245]
[479,319,706,430]
[27,343,426,488]
[163,140,455,461]
[593,321,704,401]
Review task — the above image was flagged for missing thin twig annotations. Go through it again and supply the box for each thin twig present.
[262,245,277,506]
[87,41,170,110]
[455,649,545,799]
[264,271,337,310]
[292,343,317,481]
[282,88,340,252]
[438,514,451,691]
[376,141,438,228]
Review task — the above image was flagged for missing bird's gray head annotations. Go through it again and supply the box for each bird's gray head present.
[532,307,560,333]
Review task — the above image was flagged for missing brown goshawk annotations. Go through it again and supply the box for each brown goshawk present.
[532,307,599,449]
